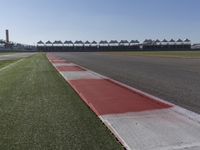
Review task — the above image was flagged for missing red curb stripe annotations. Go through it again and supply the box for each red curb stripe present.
[51,60,70,64]
[69,79,172,115]
[56,66,86,72]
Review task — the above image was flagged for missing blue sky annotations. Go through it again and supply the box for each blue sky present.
[0,0,200,44]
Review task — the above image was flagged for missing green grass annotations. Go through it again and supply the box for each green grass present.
[0,54,123,150]
[0,60,16,69]
[105,51,200,58]
[0,52,16,55]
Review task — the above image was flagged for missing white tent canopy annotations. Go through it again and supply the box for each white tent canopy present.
[109,40,119,46]
[99,40,109,46]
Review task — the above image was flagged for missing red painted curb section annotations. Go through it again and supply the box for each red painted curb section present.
[51,60,69,64]
[69,79,171,115]
[56,66,86,72]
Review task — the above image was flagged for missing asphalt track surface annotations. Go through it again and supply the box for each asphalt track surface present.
[55,52,200,114]
[0,53,35,61]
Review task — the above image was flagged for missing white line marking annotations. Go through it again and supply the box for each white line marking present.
[53,63,77,67]
[61,71,104,80]
[0,59,24,72]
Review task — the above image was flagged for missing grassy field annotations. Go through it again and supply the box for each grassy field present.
[0,54,122,150]
[0,52,16,55]
[105,51,200,58]
[0,60,16,69]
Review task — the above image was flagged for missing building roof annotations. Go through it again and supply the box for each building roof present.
[135,40,139,43]
[74,40,84,44]
[177,39,183,42]
[99,40,108,44]
[64,41,69,44]
[68,41,73,44]
[0,40,5,44]
[46,41,52,44]
[91,41,97,44]
[162,39,168,42]
[130,40,140,43]
[109,40,118,44]
[143,39,153,43]
[58,40,63,44]
[37,40,44,44]
[143,39,154,45]
[53,40,62,44]
[169,39,175,42]
[184,39,191,42]
[155,39,160,42]
[130,40,136,43]
[85,41,90,44]
[64,40,73,44]
[120,40,129,44]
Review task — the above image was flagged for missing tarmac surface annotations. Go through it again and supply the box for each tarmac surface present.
[0,53,35,61]
[55,52,200,114]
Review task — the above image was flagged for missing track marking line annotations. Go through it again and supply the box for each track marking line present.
[0,59,24,72]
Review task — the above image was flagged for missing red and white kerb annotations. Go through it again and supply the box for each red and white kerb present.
[47,54,200,150]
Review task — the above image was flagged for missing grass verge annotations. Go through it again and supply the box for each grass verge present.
[0,60,16,69]
[105,51,200,58]
[0,54,123,150]
[0,52,16,55]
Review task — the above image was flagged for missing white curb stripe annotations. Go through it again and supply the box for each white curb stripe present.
[61,71,105,80]
[101,109,200,150]
[53,63,77,67]
[0,59,24,72]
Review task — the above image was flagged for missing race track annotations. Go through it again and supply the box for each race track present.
[55,52,200,114]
